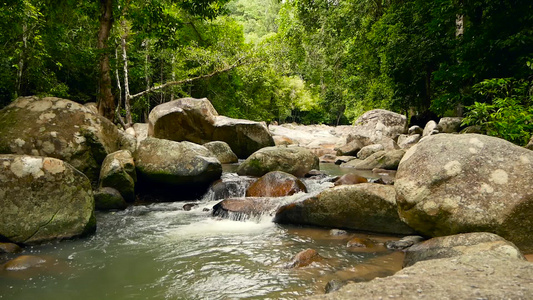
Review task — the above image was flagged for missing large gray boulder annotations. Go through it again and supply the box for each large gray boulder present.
[203,141,238,164]
[0,155,95,244]
[135,137,222,199]
[395,133,533,252]
[99,150,136,202]
[308,249,533,300]
[348,109,407,147]
[237,146,319,177]
[341,150,405,170]
[148,98,274,158]
[274,184,415,235]
[0,96,125,185]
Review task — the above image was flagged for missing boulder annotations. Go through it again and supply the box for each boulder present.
[274,184,415,235]
[148,98,274,158]
[208,174,254,200]
[408,125,423,135]
[212,197,279,221]
[94,187,127,211]
[132,123,148,147]
[99,150,136,202]
[335,139,364,156]
[334,156,356,165]
[527,135,533,150]
[203,141,238,164]
[0,155,95,244]
[308,251,533,300]
[357,144,384,160]
[341,150,405,170]
[395,134,533,251]
[422,120,440,137]
[246,171,307,197]
[333,174,368,186]
[135,137,222,199]
[237,146,319,177]
[273,135,295,146]
[0,96,124,185]
[319,154,336,164]
[397,134,421,149]
[438,117,463,133]
[348,110,407,147]
[385,235,425,250]
[403,232,525,267]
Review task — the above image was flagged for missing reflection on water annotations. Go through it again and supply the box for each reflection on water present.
[1,165,403,299]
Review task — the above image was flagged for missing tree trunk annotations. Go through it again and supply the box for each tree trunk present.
[114,46,127,129]
[97,0,115,120]
[121,19,132,126]
[16,22,28,98]
[144,39,151,121]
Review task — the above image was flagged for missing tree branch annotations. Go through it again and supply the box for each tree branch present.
[129,57,246,100]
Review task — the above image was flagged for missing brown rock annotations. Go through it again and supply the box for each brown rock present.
[246,171,307,197]
[287,248,321,268]
[334,174,368,186]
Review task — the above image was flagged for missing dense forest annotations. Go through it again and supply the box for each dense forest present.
[1,0,532,141]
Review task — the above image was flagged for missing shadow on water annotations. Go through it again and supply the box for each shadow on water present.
[0,163,403,299]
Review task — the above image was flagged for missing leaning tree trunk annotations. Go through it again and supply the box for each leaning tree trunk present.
[97,0,115,121]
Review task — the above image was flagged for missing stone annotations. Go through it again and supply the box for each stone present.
[133,123,149,147]
[346,237,373,248]
[3,255,46,271]
[274,184,415,235]
[526,135,533,150]
[0,243,22,254]
[273,135,295,146]
[335,139,364,156]
[408,125,423,135]
[183,203,198,211]
[397,134,421,149]
[341,150,405,170]
[94,187,127,211]
[208,175,255,200]
[135,137,222,199]
[422,120,440,137]
[403,232,525,267]
[319,154,336,164]
[0,155,95,244]
[329,229,348,236]
[0,96,124,185]
[246,171,307,197]
[99,150,136,202]
[357,144,384,160]
[287,248,321,268]
[148,98,274,158]
[347,110,407,147]
[237,146,319,177]
[333,174,368,186]
[203,141,238,164]
[438,117,463,133]
[308,252,533,300]
[212,197,279,221]
[385,235,425,250]
[334,156,356,165]
[395,133,533,252]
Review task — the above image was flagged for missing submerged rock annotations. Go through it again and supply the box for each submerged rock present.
[0,243,22,254]
[287,248,321,268]
[0,155,95,244]
[3,255,46,271]
[237,146,319,177]
[274,184,415,235]
[135,137,222,199]
[395,133,533,252]
[246,171,307,197]
[148,98,274,158]
[0,96,125,185]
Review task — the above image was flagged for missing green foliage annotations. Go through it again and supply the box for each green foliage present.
[462,77,533,146]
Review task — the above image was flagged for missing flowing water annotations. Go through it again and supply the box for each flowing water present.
[0,164,403,299]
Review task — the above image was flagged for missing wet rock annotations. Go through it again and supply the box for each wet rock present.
[403,232,525,267]
[0,96,124,185]
[333,174,368,186]
[324,280,347,294]
[237,146,319,177]
[99,150,136,202]
[135,137,222,199]
[246,171,307,198]
[0,243,22,254]
[385,235,425,250]
[94,187,127,211]
[335,139,364,156]
[3,255,46,271]
[309,251,533,300]
[341,150,405,170]
[209,176,253,200]
[395,134,533,252]
[422,120,440,137]
[148,98,274,158]
[329,229,348,236]
[183,203,198,211]
[0,155,95,244]
[274,184,415,235]
[438,117,463,133]
[346,237,373,248]
[408,125,423,135]
[287,248,321,268]
[357,144,384,160]
[203,141,238,164]
[212,197,279,220]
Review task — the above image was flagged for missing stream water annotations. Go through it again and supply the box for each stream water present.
[0,164,403,299]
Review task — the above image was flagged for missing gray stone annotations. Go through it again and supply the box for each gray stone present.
[395,133,533,252]
[203,141,238,164]
[335,139,364,156]
[0,155,95,244]
[438,117,463,133]
[408,125,423,135]
[341,149,405,170]
[422,120,440,137]
[132,123,148,148]
[357,144,384,160]
[94,187,127,211]
[274,184,415,235]
[351,109,408,145]
[99,150,136,202]
[397,134,421,149]
[237,146,319,177]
